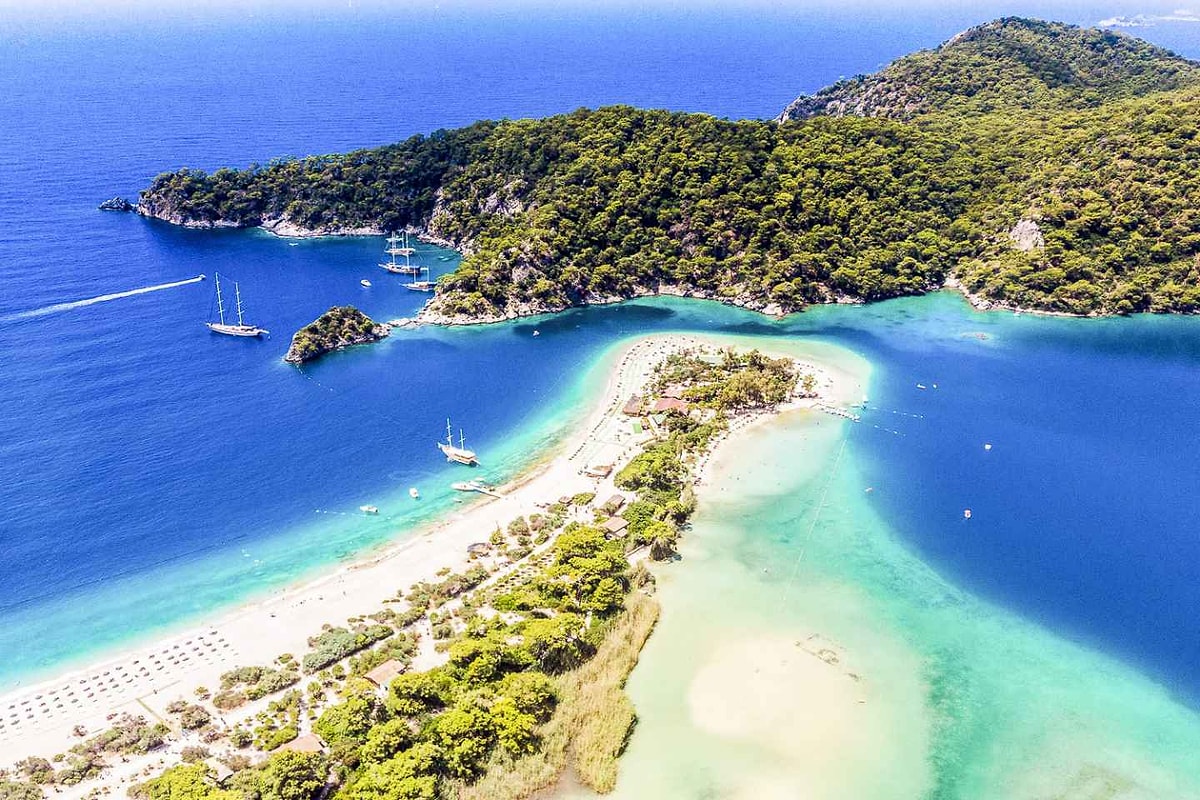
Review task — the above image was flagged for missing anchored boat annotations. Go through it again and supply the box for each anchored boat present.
[403,271,436,292]
[379,232,422,275]
[437,419,478,465]
[451,480,500,498]
[205,273,268,337]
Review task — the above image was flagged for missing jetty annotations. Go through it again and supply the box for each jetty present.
[451,481,502,498]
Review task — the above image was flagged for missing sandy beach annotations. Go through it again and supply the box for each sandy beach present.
[0,332,848,787]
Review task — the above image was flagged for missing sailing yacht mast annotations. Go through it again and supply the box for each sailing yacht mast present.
[214,274,227,325]
[235,283,246,326]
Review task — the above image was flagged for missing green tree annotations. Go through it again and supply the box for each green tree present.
[360,719,414,764]
[258,751,326,800]
[314,693,379,747]
[132,765,238,800]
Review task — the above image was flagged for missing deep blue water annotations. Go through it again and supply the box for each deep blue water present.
[1,2,1199,709]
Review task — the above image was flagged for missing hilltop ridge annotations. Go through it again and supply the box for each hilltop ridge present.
[134,18,1200,320]
[778,17,1199,121]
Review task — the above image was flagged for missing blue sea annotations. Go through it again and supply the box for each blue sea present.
[2,0,1200,771]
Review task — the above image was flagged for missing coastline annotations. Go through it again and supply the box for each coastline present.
[131,207,1183,324]
[2,332,851,789]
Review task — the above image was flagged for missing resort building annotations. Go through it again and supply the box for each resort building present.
[601,516,629,539]
[601,494,627,514]
[280,733,325,754]
[364,659,406,690]
[651,397,689,414]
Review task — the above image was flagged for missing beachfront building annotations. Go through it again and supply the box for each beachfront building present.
[601,516,629,539]
[280,733,324,754]
[601,494,627,514]
[622,395,643,416]
[651,397,689,414]
[364,659,405,690]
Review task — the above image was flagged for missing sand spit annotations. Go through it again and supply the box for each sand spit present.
[0,333,849,792]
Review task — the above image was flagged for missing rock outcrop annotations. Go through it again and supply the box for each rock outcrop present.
[284,306,390,364]
[98,197,134,212]
[260,217,384,239]
[1008,219,1045,251]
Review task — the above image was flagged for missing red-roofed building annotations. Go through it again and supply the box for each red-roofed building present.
[651,397,689,413]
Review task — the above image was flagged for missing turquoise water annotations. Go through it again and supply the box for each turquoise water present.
[2,7,1200,787]
[604,393,1200,798]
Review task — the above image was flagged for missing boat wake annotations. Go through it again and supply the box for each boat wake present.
[0,274,206,322]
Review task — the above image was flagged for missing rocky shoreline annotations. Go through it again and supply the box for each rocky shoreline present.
[120,199,1133,325]
[942,276,1100,319]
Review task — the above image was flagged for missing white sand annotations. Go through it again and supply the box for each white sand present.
[0,333,844,779]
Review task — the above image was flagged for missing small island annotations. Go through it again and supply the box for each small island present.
[284,306,389,364]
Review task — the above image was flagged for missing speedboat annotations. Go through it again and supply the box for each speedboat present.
[360,505,379,515]
[409,487,420,499]
[360,279,372,287]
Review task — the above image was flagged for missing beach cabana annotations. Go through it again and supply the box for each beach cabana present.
[622,395,643,416]
[584,464,614,478]
[364,659,405,690]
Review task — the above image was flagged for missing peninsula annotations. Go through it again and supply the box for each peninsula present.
[284,306,389,364]
[0,334,849,800]
[132,18,1200,319]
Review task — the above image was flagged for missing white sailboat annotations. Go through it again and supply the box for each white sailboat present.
[379,232,422,275]
[403,265,436,293]
[205,273,268,337]
[437,419,478,465]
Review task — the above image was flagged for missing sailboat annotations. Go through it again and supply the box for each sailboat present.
[437,419,478,465]
[379,232,422,275]
[205,273,268,337]
[403,265,436,293]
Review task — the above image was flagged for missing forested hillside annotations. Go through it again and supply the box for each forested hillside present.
[778,17,1199,121]
[136,17,1200,318]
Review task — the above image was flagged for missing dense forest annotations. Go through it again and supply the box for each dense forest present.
[137,18,1200,318]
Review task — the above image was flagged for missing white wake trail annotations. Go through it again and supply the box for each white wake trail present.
[2,274,207,322]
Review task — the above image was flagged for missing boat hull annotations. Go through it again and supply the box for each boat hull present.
[438,442,478,465]
[206,322,267,337]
